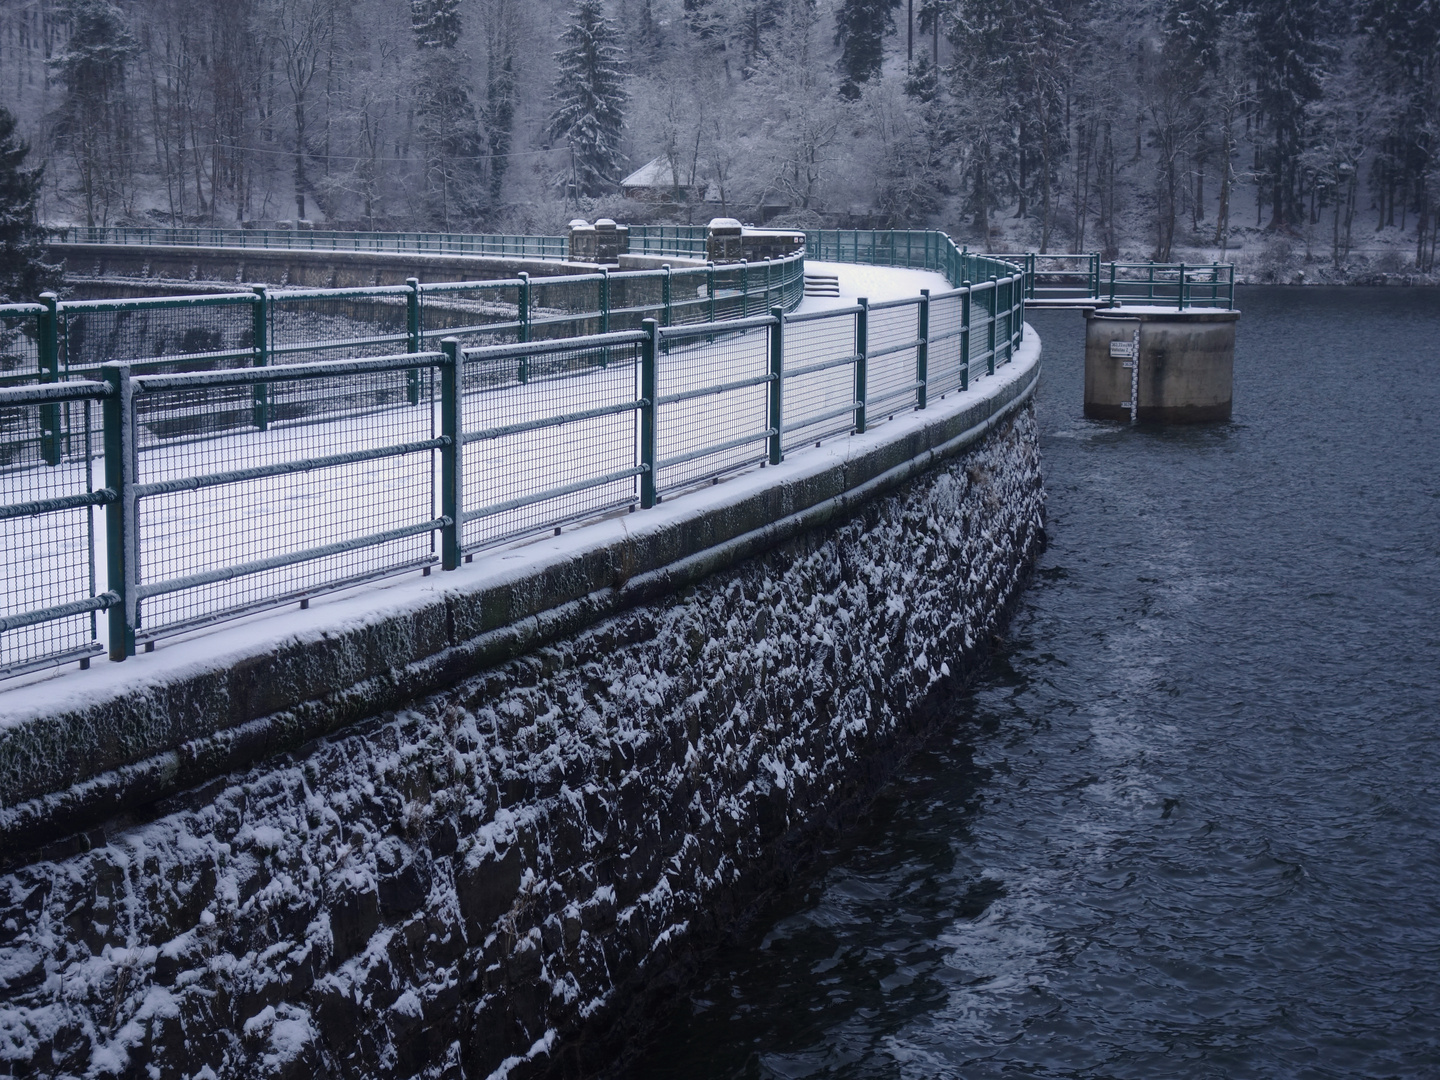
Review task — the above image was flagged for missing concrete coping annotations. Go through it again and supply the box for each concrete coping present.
[0,332,1041,858]
[1087,306,1241,321]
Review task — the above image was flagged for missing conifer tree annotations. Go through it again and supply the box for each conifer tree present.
[1247,0,1329,228]
[835,0,902,98]
[0,107,61,303]
[548,0,629,199]
[411,0,462,49]
[49,0,138,227]
[412,0,485,226]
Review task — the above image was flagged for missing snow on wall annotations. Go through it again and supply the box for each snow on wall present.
[0,408,1043,1080]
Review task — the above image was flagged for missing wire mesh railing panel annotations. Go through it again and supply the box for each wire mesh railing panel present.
[927,293,967,397]
[267,290,411,363]
[59,298,256,379]
[130,363,438,638]
[460,339,642,550]
[668,267,713,326]
[966,290,996,380]
[627,226,709,258]
[0,388,105,676]
[421,281,523,348]
[528,276,605,340]
[995,292,1012,364]
[782,313,857,452]
[655,327,770,494]
[608,272,668,332]
[0,306,42,389]
[866,302,921,417]
[709,264,756,322]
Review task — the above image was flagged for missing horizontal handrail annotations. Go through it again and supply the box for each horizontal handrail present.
[2,229,1029,682]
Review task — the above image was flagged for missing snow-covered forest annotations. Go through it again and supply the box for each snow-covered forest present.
[0,0,1437,274]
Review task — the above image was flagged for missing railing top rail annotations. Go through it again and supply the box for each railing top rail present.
[1109,261,1231,270]
[785,304,865,324]
[420,277,531,293]
[0,379,112,405]
[868,295,924,313]
[0,303,46,317]
[656,314,776,339]
[60,292,260,313]
[460,330,648,362]
[129,350,445,392]
[270,284,416,301]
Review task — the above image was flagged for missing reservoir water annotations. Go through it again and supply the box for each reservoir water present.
[629,287,1440,1078]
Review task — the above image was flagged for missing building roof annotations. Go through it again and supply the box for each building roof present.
[621,157,674,189]
[622,156,725,202]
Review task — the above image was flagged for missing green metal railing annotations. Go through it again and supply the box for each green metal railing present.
[1,248,1024,679]
[626,225,710,258]
[0,252,804,387]
[802,231,1233,310]
[58,225,572,260]
[803,230,1029,308]
[987,253,1104,302]
[0,378,111,679]
[1102,262,1236,309]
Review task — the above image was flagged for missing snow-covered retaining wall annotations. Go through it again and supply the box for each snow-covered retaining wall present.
[0,334,1041,1079]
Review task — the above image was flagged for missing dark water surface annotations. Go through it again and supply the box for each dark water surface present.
[629,287,1440,1079]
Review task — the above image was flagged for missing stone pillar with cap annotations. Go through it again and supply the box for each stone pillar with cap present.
[568,219,597,262]
[707,217,744,263]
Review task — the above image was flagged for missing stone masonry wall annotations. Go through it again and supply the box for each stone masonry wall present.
[0,407,1043,1080]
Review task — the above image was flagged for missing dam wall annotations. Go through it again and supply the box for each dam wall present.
[0,312,1041,1077]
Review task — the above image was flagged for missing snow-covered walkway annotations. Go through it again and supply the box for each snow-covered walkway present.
[797,261,954,311]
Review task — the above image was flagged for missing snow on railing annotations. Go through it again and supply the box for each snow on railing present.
[1,260,1024,679]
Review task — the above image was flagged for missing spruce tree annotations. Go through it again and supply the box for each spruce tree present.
[548,0,629,199]
[49,0,137,227]
[835,0,901,99]
[0,107,60,303]
[412,0,485,226]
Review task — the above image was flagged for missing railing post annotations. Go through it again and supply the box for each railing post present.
[1017,276,1026,344]
[1109,262,1117,304]
[518,271,531,343]
[405,276,422,405]
[988,277,998,375]
[662,264,673,327]
[854,297,868,434]
[439,338,463,571]
[961,281,972,391]
[707,262,716,323]
[1178,261,1187,310]
[251,286,270,430]
[739,260,749,316]
[769,307,784,465]
[102,362,136,661]
[600,267,611,334]
[916,289,929,410]
[37,292,60,465]
[640,319,658,509]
